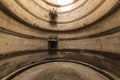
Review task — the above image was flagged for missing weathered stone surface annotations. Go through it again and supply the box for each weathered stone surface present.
[0,0,120,80]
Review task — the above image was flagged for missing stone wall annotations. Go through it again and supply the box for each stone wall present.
[0,1,120,79]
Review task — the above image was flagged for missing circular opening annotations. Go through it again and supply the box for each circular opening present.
[44,0,74,6]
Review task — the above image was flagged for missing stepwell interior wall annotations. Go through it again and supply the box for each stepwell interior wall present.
[0,0,120,79]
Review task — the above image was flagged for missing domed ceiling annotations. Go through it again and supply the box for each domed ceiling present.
[0,0,119,31]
